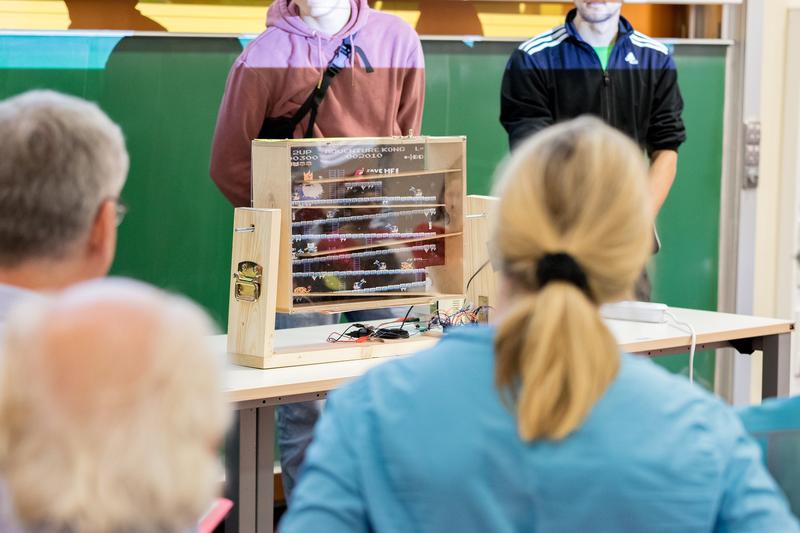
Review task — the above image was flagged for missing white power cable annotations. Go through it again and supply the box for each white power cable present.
[664,310,697,383]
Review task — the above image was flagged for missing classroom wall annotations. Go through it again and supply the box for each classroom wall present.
[752,0,800,396]
[753,0,800,319]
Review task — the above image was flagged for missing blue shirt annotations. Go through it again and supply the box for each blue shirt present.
[281,326,799,533]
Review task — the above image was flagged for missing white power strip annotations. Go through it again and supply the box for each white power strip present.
[602,302,699,383]
[600,301,668,323]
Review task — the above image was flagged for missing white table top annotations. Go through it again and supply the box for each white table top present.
[224,307,793,404]
[605,307,792,352]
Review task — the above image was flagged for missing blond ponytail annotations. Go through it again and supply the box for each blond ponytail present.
[491,117,652,441]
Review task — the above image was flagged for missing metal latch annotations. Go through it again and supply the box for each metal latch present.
[234,261,263,302]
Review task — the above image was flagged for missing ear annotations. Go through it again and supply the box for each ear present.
[85,200,118,277]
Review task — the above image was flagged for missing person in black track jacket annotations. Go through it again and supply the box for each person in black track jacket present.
[501,1,685,217]
[500,1,686,300]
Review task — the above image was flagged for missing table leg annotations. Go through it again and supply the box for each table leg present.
[225,408,258,533]
[229,392,324,532]
[256,405,275,533]
[762,332,791,399]
[730,350,754,406]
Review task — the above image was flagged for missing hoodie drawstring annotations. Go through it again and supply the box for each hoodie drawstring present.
[316,34,324,88]
[350,32,357,86]
[310,32,372,90]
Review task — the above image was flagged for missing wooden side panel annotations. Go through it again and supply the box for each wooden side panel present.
[251,142,293,311]
[293,295,440,314]
[464,195,501,310]
[227,208,281,368]
[264,334,440,368]
[425,137,466,296]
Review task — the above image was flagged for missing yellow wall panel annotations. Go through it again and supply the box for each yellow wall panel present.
[478,13,562,38]
[137,4,267,34]
[0,1,682,39]
[0,1,70,30]
[372,2,420,28]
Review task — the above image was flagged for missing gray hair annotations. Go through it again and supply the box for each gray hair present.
[0,278,230,532]
[0,90,128,267]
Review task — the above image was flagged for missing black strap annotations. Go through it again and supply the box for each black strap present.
[289,35,356,138]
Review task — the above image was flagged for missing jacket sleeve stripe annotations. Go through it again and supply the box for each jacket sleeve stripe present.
[525,33,569,56]
[630,34,669,55]
[519,26,566,52]
[631,36,669,56]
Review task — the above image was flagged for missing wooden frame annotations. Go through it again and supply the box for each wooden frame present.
[227,208,281,368]
[464,195,501,312]
[251,136,466,314]
[228,136,467,368]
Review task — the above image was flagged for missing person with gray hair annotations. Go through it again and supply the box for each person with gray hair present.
[0,278,231,533]
[0,90,128,326]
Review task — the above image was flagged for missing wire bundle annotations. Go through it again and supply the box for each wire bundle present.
[428,303,491,330]
[326,306,420,344]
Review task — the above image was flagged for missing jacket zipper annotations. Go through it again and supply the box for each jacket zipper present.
[595,43,613,123]
[581,39,614,123]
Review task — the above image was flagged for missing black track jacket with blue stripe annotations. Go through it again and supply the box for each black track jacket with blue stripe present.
[501,10,686,153]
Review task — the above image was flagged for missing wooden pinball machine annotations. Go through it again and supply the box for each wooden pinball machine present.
[227,136,467,369]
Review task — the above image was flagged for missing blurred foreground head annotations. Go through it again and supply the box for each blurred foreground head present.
[491,116,652,441]
[0,278,230,533]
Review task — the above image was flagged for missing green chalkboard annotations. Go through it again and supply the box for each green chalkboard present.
[420,41,726,387]
[0,35,241,329]
[100,37,241,331]
[0,35,724,385]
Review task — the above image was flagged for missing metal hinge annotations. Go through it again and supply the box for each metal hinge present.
[743,120,760,189]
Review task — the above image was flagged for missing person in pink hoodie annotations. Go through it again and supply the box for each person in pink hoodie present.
[210,0,425,504]
[210,0,425,207]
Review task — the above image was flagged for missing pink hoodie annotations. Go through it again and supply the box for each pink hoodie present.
[210,0,425,207]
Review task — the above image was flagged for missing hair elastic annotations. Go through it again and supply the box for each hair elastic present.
[536,252,592,299]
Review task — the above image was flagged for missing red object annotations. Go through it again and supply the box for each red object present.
[198,498,234,533]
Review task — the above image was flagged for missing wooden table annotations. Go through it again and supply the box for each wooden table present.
[223,307,794,533]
